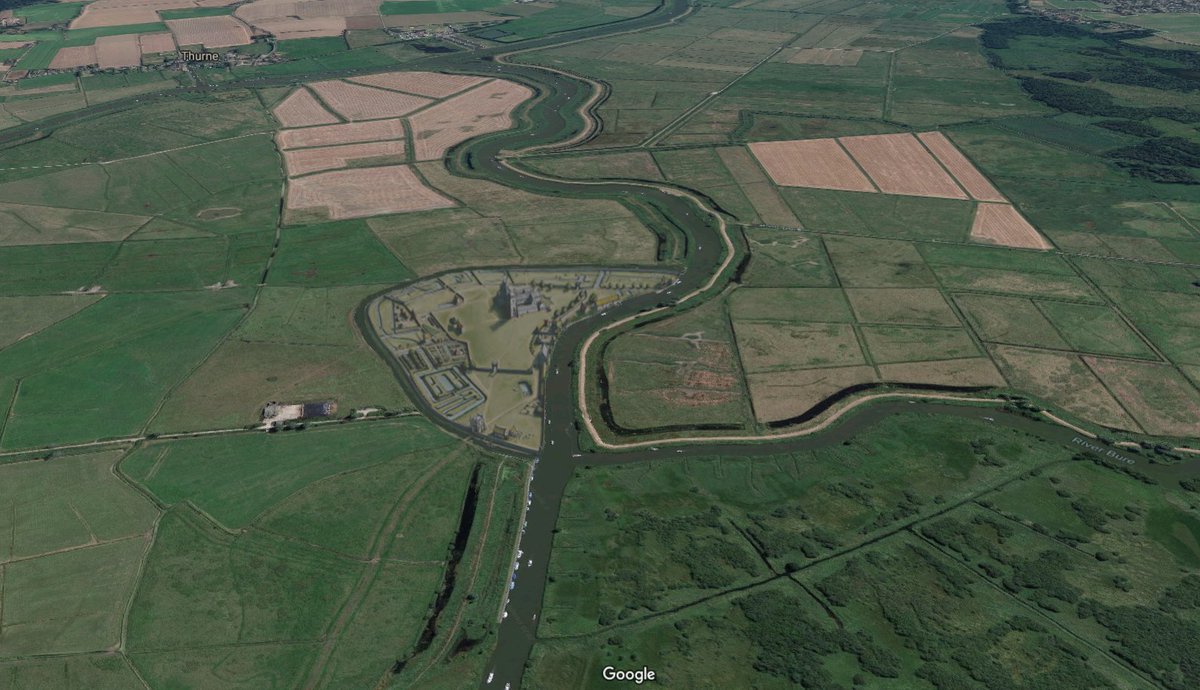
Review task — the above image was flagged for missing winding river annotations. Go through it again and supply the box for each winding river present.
[377,5,1199,689]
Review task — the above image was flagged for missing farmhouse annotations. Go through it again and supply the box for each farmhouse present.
[261,400,338,427]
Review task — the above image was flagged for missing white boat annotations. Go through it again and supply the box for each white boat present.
[487,671,495,683]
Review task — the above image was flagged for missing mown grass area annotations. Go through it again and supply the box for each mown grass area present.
[150,285,414,433]
[116,433,524,690]
[0,448,157,657]
[0,290,249,451]
[0,655,142,688]
[14,2,85,24]
[276,35,349,59]
[122,419,455,529]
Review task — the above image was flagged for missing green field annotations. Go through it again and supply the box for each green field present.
[15,2,85,24]
[530,414,1196,688]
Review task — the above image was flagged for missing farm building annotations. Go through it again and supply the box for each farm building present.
[261,400,338,426]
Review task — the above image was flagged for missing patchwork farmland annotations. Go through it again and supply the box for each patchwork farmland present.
[272,71,533,221]
[2,0,1200,688]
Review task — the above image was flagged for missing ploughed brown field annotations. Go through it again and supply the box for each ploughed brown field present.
[275,72,535,221]
[250,16,347,40]
[49,31,177,70]
[916,131,1006,202]
[95,34,141,68]
[286,165,454,220]
[276,118,406,150]
[308,80,432,121]
[408,79,534,161]
[839,133,968,199]
[349,71,488,99]
[165,15,252,48]
[283,141,407,176]
[49,45,98,70]
[970,202,1052,250]
[747,139,875,193]
[139,32,177,55]
[272,88,340,128]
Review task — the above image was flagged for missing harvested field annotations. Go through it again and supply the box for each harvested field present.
[250,16,346,39]
[71,3,161,29]
[272,88,340,127]
[747,139,875,193]
[990,345,1138,431]
[49,45,97,70]
[788,48,863,65]
[277,118,405,149]
[345,14,382,29]
[283,140,407,176]
[308,80,432,121]
[166,16,252,48]
[970,203,1052,250]
[916,131,1005,202]
[95,34,142,69]
[237,0,377,21]
[286,165,454,220]
[839,133,968,199]
[747,365,877,423]
[1084,356,1200,437]
[877,357,1005,388]
[408,79,533,161]
[349,71,488,99]
[139,32,177,54]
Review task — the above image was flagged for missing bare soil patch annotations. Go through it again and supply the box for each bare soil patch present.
[166,16,252,48]
[916,131,1005,202]
[276,118,405,149]
[283,140,407,176]
[349,71,488,99]
[49,45,98,70]
[253,16,346,39]
[95,34,142,69]
[747,139,875,192]
[272,87,340,128]
[308,80,432,121]
[839,133,968,199]
[969,202,1052,250]
[139,32,177,54]
[408,79,533,161]
[286,165,455,220]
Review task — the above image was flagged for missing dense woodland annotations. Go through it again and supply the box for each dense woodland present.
[981,15,1200,183]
